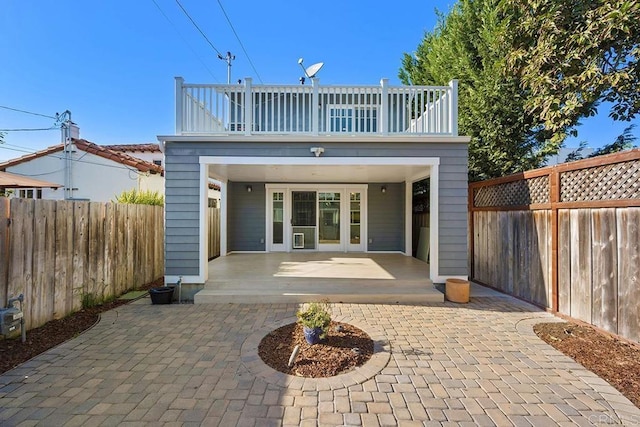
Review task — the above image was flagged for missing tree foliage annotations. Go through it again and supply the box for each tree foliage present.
[399,0,556,181]
[400,0,640,181]
[566,125,638,161]
[115,189,164,206]
[505,0,640,141]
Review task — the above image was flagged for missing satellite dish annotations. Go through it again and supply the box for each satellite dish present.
[298,58,324,80]
[305,62,324,78]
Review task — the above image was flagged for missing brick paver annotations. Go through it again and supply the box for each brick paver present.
[1,295,639,426]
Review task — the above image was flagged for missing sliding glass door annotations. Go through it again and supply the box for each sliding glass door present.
[267,185,366,252]
[318,192,341,251]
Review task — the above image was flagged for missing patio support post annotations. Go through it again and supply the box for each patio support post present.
[220,180,228,256]
[175,76,184,134]
[448,79,458,136]
[312,78,319,136]
[200,163,209,281]
[380,78,389,135]
[244,77,253,136]
[405,179,412,255]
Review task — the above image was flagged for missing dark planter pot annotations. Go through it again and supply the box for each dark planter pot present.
[303,326,324,345]
[149,287,174,304]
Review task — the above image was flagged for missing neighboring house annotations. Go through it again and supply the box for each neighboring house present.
[158,77,470,285]
[103,143,164,167]
[0,139,164,202]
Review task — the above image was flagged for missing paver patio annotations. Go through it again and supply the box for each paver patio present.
[0,290,638,426]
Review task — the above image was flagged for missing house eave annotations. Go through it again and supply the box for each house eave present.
[157,134,471,144]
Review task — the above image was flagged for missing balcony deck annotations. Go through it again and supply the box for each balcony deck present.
[175,77,458,137]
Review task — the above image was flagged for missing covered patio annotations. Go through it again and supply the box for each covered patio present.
[194,253,443,304]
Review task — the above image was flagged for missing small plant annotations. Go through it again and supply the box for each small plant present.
[297,300,331,339]
[115,189,164,206]
[81,292,101,309]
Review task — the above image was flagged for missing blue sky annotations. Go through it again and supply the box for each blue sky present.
[0,0,637,162]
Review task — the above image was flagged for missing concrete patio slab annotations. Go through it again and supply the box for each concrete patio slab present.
[1,290,638,426]
[197,253,443,304]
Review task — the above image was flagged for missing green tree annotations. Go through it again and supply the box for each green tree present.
[564,125,637,162]
[400,0,556,181]
[505,0,640,140]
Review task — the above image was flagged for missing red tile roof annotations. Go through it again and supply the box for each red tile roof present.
[0,139,164,175]
[102,143,161,153]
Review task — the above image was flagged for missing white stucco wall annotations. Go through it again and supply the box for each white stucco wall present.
[5,147,164,202]
[139,174,165,194]
[120,151,163,166]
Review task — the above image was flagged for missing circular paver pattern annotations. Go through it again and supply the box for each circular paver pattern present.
[241,315,390,390]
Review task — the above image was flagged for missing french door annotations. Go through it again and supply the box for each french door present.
[267,185,366,252]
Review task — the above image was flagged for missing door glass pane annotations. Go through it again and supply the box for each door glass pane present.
[350,192,360,244]
[319,192,340,244]
[272,192,283,244]
[292,191,316,226]
[292,191,316,249]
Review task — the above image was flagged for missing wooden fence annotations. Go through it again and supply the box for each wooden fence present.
[469,149,640,343]
[0,199,164,330]
[208,207,220,259]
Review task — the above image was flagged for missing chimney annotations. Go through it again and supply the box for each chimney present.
[69,123,80,139]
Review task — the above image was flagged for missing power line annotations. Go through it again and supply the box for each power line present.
[0,105,57,120]
[175,0,223,57]
[150,0,219,82]
[0,126,58,132]
[216,0,263,83]
[0,144,150,176]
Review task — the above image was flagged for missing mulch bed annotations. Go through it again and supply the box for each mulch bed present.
[258,321,374,378]
[0,278,162,376]
[535,321,640,408]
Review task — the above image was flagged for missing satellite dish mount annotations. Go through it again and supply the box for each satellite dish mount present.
[298,58,324,84]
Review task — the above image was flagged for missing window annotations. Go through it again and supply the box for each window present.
[328,106,377,133]
[153,160,162,166]
[18,189,41,199]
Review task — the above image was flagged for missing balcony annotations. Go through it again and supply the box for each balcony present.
[175,77,458,137]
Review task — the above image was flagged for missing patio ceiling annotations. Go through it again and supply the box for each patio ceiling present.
[206,163,431,183]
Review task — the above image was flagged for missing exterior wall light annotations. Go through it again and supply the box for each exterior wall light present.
[381,186,387,193]
[246,185,252,193]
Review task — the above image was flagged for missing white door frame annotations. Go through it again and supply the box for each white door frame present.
[265,184,368,253]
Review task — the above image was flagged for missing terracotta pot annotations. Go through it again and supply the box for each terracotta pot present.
[445,278,470,303]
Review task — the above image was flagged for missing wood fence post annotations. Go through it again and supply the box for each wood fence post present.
[550,169,559,313]
[0,198,10,307]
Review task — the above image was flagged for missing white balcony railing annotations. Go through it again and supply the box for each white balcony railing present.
[175,77,458,136]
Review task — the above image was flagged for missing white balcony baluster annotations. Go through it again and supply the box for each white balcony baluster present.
[176,77,458,136]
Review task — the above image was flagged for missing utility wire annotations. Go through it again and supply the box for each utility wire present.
[0,105,57,120]
[0,126,58,132]
[216,0,263,83]
[0,144,151,176]
[175,0,223,57]
[150,0,219,82]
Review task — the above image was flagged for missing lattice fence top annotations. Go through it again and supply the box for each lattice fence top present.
[474,175,549,207]
[561,159,640,202]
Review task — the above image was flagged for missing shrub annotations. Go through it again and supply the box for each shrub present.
[115,189,164,206]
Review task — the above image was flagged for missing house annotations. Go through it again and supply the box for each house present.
[158,77,470,291]
[0,139,164,202]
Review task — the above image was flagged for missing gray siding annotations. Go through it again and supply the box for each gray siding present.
[164,139,468,279]
[227,182,266,251]
[164,152,200,276]
[368,183,405,251]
